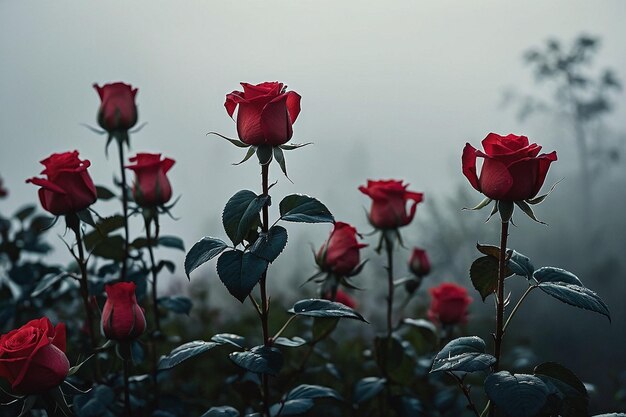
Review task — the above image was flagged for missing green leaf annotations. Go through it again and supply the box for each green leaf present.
[13,205,36,221]
[233,146,256,166]
[507,250,535,278]
[476,243,501,259]
[273,146,289,179]
[256,145,274,165]
[463,197,492,211]
[185,236,229,278]
[158,236,185,251]
[207,131,250,148]
[76,209,96,227]
[470,256,512,301]
[353,377,386,404]
[84,215,125,250]
[210,333,246,349]
[286,384,342,401]
[279,194,334,223]
[200,406,240,417]
[312,317,339,341]
[158,341,221,370]
[229,345,283,375]
[289,299,367,322]
[374,335,414,384]
[31,272,71,297]
[96,185,116,200]
[431,336,495,373]
[270,399,313,416]
[273,336,306,348]
[534,362,588,416]
[484,371,554,417]
[401,318,439,354]
[158,296,193,315]
[250,226,287,262]
[516,200,546,224]
[222,190,268,245]
[90,235,125,261]
[534,267,610,320]
[216,250,268,302]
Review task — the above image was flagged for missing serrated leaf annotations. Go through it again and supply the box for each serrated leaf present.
[431,336,495,373]
[217,250,268,302]
[200,406,240,417]
[222,190,268,245]
[485,371,554,417]
[158,236,185,251]
[279,194,333,223]
[185,236,229,278]
[289,299,367,322]
[229,345,283,375]
[158,296,193,315]
[250,226,287,262]
[353,377,386,404]
[158,341,221,370]
[534,267,610,320]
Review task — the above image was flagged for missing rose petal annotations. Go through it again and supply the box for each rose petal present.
[260,94,293,146]
[478,158,514,200]
[462,143,481,191]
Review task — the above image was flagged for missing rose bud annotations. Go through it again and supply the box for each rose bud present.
[26,151,97,216]
[404,277,423,295]
[225,81,301,146]
[359,179,424,229]
[93,82,138,133]
[102,282,146,341]
[427,283,472,325]
[0,176,8,198]
[316,222,368,276]
[462,133,557,201]
[409,247,431,277]
[126,153,175,207]
[0,318,69,395]
[323,289,357,309]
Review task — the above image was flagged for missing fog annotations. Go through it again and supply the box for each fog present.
[2,0,626,409]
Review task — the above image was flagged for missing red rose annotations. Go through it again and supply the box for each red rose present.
[316,222,368,276]
[225,82,301,146]
[409,247,431,277]
[359,180,424,229]
[462,133,557,201]
[126,153,175,207]
[0,176,7,198]
[93,82,138,133]
[0,318,69,394]
[428,283,472,325]
[102,282,146,341]
[323,289,357,309]
[26,151,97,216]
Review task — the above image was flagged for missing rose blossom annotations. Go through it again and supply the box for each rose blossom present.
[93,82,138,133]
[428,283,472,325]
[316,222,368,276]
[126,153,175,207]
[102,282,146,341]
[359,180,424,229]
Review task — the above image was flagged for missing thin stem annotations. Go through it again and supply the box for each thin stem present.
[450,373,480,417]
[502,285,536,333]
[123,358,132,417]
[260,162,271,417]
[271,315,298,341]
[74,227,97,351]
[144,213,161,408]
[490,220,509,417]
[117,139,130,281]
[384,234,394,339]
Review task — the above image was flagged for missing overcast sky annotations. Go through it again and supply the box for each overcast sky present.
[1,0,625,294]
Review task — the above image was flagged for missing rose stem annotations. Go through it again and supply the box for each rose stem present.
[144,211,161,406]
[260,162,271,417]
[123,356,132,417]
[489,219,510,417]
[384,233,395,339]
[71,215,100,380]
[449,372,480,417]
[117,138,130,281]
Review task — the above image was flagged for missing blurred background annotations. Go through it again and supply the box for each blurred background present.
[1,0,625,412]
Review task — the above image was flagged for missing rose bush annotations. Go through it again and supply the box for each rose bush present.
[0,318,69,395]
[428,282,472,325]
[93,82,139,133]
[26,151,97,216]
[126,153,175,207]
[225,81,301,146]
[102,282,146,341]
[462,133,557,201]
[359,179,424,229]
[316,221,367,276]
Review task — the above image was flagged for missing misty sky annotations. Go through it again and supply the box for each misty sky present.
[1,0,626,294]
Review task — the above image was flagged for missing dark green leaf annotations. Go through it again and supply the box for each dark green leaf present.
[286,384,342,401]
[534,267,610,320]
[401,318,439,354]
[158,236,185,251]
[534,362,588,415]
[256,145,273,165]
[233,146,256,166]
[464,197,493,211]
[470,256,512,301]
[77,209,96,227]
[250,226,287,262]
[508,250,535,278]
[289,299,367,322]
[31,272,70,297]
[200,406,240,417]
[476,243,501,259]
[229,345,283,375]
[211,333,246,349]
[185,237,228,278]
[158,341,220,370]
[374,335,414,384]
[217,250,268,302]
[13,205,36,221]
[279,194,333,223]
[516,200,546,224]
[280,142,312,151]
[431,336,495,373]
[158,296,193,315]
[273,336,306,348]
[353,377,386,404]
[207,131,250,148]
[312,317,339,341]
[270,400,313,417]
[485,371,554,417]
[222,190,268,245]
[90,235,125,261]
[499,200,514,222]
[273,147,289,179]
[18,396,37,417]
[96,185,116,200]
[84,215,125,250]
